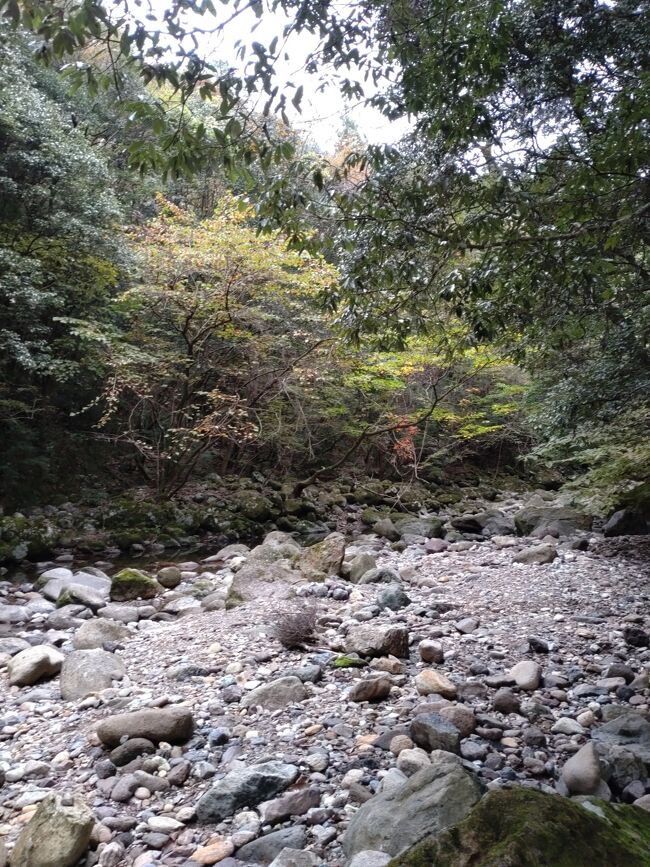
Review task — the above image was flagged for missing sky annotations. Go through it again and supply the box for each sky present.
[151,0,410,151]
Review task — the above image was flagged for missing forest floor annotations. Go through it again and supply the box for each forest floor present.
[1,494,649,866]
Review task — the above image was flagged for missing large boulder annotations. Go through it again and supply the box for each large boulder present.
[10,793,94,867]
[73,618,131,650]
[60,649,125,700]
[240,676,307,710]
[513,502,591,536]
[513,544,557,565]
[196,762,299,823]
[393,516,444,539]
[7,645,64,686]
[110,568,162,601]
[603,508,649,537]
[391,787,650,867]
[297,532,345,580]
[343,751,482,857]
[96,706,194,746]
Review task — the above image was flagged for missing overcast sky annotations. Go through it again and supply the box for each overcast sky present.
[157,0,410,151]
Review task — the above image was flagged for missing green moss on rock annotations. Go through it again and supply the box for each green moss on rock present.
[110,568,162,602]
[332,655,367,668]
[390,787,650,867]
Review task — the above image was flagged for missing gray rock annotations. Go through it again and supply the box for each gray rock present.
[603,508,648,537]
[513,544,557,565]
[454,617,479,634]
[259,787,321,824]
[591,711,650,766]
[110,738,155,766]
[348,853,391,867]
[348,676,392,703]
[509,660,542,690]
[60,649,125,700]
[297,532,345,579]
[561,742,602,795]
[96,706,194,747]
[268,849,320,867]
[358,567,401,585]
[492,688,521,715]
[343,751,482,857]
[10,793,94,867]
[410,714,461,754]
[376,584,411,611]
[196,762,299,823]
[373,519,400,542]
[0,604,29,624]
[237,828,307,865]
[7,645,64,686]
[346,624,409,658]
[73,619,131,650]
[347,553,378,583]
[156,566,182,588]
[0,637,30,656]
[240,676,307,710]
[57,583,106,611]
[42,571,109,602]
[98,604,140,623]
[418,640,444,664]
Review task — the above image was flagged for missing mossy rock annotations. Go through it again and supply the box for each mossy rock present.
[390,787,650,867]
[332,655,367,668]
[225,589,244,610]
[110,568,162,602]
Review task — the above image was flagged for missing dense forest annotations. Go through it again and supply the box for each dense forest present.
[0,0,648,544]
[2,5,650,867]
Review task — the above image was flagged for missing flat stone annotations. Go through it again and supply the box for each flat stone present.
[96,706,194,746]
[410,713,460,753]
[415,670,457,699]
[240,676,307,710]
[7,645,64,686]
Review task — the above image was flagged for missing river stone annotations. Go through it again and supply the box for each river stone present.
[415,670,457,699]
[10,793,94,867]
[110,568,162,601]
[237,828,307,865]
[376,584,411,611]
[509,660,542,690]
[240,676,307,710]
[73,618,131,650]
[561,742,602,795]
[513,544,557,565]
[343,751,482,857]
[347,553,378,583]
[57,582,107,611]
[297,532,345,580]
[373,518,400,541]
[348,853,391,867]
[156,566,182,588]
[591,711,650,766]
[419,640,444,664]
[97,604,140,623]
[0,637,30,656]
[346,624,409,658]
[268,849,321,867]
[42,571,109,602]
[8,645,64,686]
[396,786,650,867]
[60,649,125,700]
[196,761,299,823]
[410,714,461,754]
[96,706,194,746]
[348,675,392,702]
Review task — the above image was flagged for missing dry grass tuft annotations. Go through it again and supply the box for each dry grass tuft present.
[274,605,318,649]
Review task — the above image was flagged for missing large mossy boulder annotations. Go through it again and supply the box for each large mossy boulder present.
[297,531,345,580]
[110,568,162,601]
[390,787,650,867]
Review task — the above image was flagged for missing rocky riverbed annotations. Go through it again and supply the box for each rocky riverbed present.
[1,491,650,866]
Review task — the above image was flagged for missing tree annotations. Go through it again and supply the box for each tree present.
[96,194,338,495]
[0,22,126,503]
